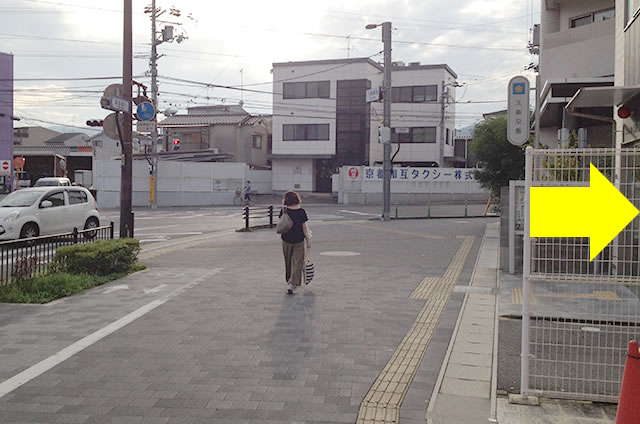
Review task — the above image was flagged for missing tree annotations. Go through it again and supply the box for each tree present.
[470,115,525,197]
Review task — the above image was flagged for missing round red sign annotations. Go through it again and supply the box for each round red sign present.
[348,167,359,179]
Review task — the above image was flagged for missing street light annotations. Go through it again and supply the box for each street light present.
[366,21,392,221]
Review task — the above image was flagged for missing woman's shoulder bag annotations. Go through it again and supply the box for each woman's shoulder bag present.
[276,207,294,234]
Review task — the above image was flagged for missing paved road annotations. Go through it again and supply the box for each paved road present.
[0,216,491,423]
[100,200,493,247]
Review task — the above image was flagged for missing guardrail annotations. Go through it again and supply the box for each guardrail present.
[242,206,275,230]
[0,222,114,286]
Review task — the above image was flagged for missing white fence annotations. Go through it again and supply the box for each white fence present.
[93,160,255,208]
[521,148,640,402]
[247,169,272,194]
[337,165,489,205]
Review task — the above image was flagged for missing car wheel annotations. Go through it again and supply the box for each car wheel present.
[83,217,99,240]
[20,223,39,245]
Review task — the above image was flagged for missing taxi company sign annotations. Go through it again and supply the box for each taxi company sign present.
[346,166,476,182]
[507,76,530,146]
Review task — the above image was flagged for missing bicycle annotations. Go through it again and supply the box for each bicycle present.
[233,188,243,206]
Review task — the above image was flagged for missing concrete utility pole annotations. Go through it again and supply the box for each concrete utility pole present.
[150,0,159,208]
[382,21,392,222]
[440,81,446,167]
[120,0,133,237]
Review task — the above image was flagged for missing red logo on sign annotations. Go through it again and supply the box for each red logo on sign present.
[1,162,8,170]
[348,167,359,179]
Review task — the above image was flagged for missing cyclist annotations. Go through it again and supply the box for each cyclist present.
[243,180,252,204]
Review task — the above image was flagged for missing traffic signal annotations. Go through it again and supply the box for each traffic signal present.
[86,119,103,127]
[378,126,391,144]
[172,139,180,151]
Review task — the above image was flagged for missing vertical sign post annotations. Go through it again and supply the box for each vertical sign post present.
[508,76,530,146]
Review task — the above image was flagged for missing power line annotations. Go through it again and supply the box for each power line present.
[240,52,383,88]
[1,75,145,82]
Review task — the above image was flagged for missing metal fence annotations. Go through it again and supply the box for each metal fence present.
[0,223,114,286]
[242,206,275,230]
[521,148,640,402]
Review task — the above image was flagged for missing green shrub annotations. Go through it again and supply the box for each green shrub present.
[0,273,95,303]
[52,238,140,276]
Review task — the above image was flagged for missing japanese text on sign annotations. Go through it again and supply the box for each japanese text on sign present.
[359,167,475,182]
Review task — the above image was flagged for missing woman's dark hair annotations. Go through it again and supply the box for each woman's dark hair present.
[283,190,301,206]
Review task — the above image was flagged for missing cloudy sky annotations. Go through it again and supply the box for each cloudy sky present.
[1,0,539,135]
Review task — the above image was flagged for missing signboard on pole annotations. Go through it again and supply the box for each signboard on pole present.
[507,76,530,146]
[366,87,381,103]
[136,121,156,133]
[136,101,155,121]
[0,160,10,175]
[100,83,131,113]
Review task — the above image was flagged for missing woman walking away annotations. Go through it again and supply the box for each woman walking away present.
[279,190,310,295]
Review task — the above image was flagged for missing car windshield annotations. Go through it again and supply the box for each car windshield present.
[0,190,45,207]
[34,180,60,187]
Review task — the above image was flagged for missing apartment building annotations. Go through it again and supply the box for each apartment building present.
[537,0,616,147]
[555,0,640,146]
[614,0,640,145]
[271,58,457,193]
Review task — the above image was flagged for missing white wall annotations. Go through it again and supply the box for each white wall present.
[247,169,272,194]
[94,160,247,208]
[272,158,313,192]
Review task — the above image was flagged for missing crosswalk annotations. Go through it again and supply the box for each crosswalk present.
[99,207,379,245]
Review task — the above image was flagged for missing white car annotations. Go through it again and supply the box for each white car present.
[34,177,71,187]
[0,187,100,240]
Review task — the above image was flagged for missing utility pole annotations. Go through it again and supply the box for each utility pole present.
[150,0,159,208]
[145,3,189,208]
[440,81,446,167]
[121,0,133,237]
[382,21,392,222]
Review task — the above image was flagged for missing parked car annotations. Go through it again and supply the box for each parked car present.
[0,187,100,240]
[34,177,71,187]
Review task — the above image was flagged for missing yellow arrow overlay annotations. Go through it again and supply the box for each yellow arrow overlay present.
[530,163,640,261]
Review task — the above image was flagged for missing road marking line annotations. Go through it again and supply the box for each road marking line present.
[139,230,235,260]
[132,224,181,231]
[339,210,375,216]
[102,284,129,294]
[0,268,222,399]
[337,222,448,239]
[143,284,168,294]
[356,237,475,423]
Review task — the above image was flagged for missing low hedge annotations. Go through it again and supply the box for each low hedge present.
[52,238,141,276]
[0,266,146,304]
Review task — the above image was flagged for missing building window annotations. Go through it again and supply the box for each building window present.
[446,128,450,145]
[570,8,615,28]
[283,81,330,99]
[625,0,639,25]
[570,14,592,28]
[392,85,438,103]
[252,134,262,149]
[13,128,28,138]
[283,124,330,141]
[392,127,437,143]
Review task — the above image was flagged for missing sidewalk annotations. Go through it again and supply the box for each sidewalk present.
[426,223,618,423]
[427,222,499,424]
[0,217,619,423]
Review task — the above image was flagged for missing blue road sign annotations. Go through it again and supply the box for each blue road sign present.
[136,102,156,121]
